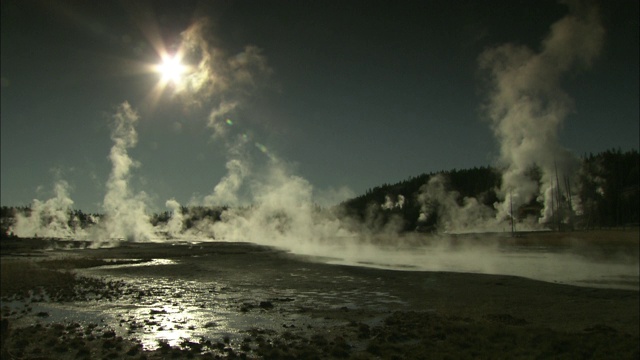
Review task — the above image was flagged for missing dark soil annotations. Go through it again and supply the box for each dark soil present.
[1,233,638,359]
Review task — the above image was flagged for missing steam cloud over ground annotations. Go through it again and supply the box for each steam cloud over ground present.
[101,102,155,243]
[480,1,604,225]
[411,1,606,234]
[6,2,637,290]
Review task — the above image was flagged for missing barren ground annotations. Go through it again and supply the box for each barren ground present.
[1,230,638,359]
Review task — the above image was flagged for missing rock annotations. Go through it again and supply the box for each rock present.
[259,301,274,310]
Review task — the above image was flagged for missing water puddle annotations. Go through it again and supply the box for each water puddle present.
[2,240,637,357]
[1,256,407,352]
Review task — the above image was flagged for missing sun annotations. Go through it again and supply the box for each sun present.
[145,50,190,109]
[155,53,186,85]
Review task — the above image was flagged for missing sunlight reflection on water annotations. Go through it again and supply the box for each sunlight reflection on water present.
[3,240,636,352]
[91,258,178,270]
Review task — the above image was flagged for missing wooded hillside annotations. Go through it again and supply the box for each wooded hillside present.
[341,149,639,231]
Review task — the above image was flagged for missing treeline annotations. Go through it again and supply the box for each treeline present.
[1,149,638,236]
[341,148,639,231]
[150,206,228,232]
[0,207,102,237]
[0,205,230,237]
[341,166,501,231]
[578,149,639,228]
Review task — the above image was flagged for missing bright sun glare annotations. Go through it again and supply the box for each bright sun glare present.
[156,54,186,85]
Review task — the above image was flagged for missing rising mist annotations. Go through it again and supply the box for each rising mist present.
[6,2,637,289]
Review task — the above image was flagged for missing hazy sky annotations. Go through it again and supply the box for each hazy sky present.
[1,0,638,213]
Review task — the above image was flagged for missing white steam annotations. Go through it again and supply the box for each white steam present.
[164,199,185,238]
[7,102,156,243]
[4,10,636,291]
[100,102,154,242]
[414,2,605,232]
[207,101,239,139]
[11,180,77,238]
[479,1,604,224]
[418,174,498,233]
[171,17,273,214]
[202,135,252,207]
[209,158,354,253]
[175,19,271,119]
[382,194,405,210]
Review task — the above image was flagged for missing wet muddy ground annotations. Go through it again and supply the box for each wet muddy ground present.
[1,232,639,359]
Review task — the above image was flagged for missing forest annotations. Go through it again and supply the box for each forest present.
[1,148,638,236]
[342,148,639,232]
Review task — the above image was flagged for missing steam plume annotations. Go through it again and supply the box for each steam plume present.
[418,174,496,233]
[101,102,154,242]
[203,157,250,207]
[175,19,271,116]
[382,194,405,210]
[164,199,184,237]
[167,18,274,213]
[210,158,353,252]
[207,101,239,139]
[11,180,77,238]
[479,1,604,223]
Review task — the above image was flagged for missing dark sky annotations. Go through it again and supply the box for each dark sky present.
[1,0,638,213]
